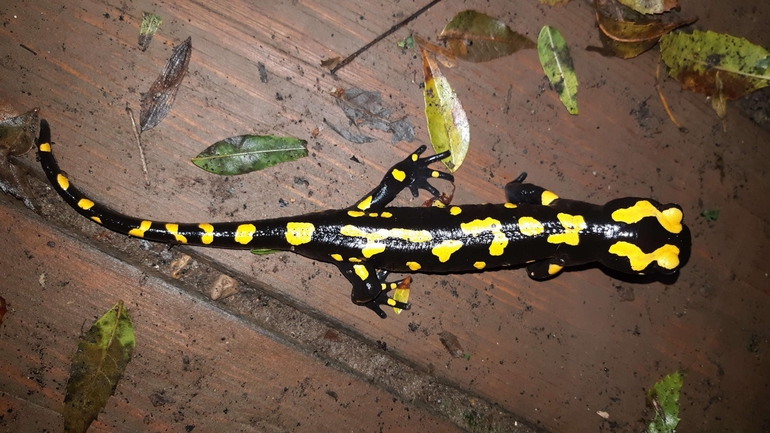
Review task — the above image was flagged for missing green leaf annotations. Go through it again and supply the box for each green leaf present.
[617,0,679,15]
[437,10,535,63]
[64,301,135,433]
[419,45,470,172]
[138,12,162,51]
[537,26,579,115]
[646,372,684,433]
[250,248,279,255]
[397,35,414,49]
[660,30,770,100]
[192,135,308,175]
[701,209,719,221]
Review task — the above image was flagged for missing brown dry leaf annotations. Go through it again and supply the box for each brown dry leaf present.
[617,0,679,15]
[412,35,457,68]
[140,37,192,131]
[437,10,535,63]
[0,108,39,157]
[594,0,695,59]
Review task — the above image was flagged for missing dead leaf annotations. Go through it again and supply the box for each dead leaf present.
[438,10,535,62]
[331,88,415,144]
[0,108,39,209]
[138,12,162,51]
[140,37,192,131]
[594,0,696,59]
[438,331,465,358]
[617,0,679,15]
[64,301,135,433]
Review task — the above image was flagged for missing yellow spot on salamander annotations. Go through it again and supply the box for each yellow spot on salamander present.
[547,213,586,246]
[460,217,509,256]
[77,198,95,210]
[381,212,393,218]
[91,216,102,224]
[353,264,369,281]
[391,169,406,182]
[128,220,152,238]
[348,210,365,217]
[541,190,559,205]
[39,143,51,152]
[449,206,462,216]
[199,223,214,244]
[431,171,440,178]
[331,254,343,262]
[609,241,680,271]
[406,261,421,271]
[504,203,517,209]
[362,243,386,258]
[368,213,378,217]
[357,195,373,211]
[235,224,257,245]
[432,239,463,263]
[286,222,314,246]
[349,257,362,263]
[57,174,69,190]
[411,153,419,162]
[165,223,188,244]
[473,261,486,270]
[611,201,683,234]
[518,216,544,236]
[548,263,563,275]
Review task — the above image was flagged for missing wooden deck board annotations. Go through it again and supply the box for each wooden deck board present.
[1,0,769,431]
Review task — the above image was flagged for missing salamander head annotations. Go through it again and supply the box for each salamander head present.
[599,198,691,276]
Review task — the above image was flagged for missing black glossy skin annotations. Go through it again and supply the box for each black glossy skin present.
[36,120,691,318]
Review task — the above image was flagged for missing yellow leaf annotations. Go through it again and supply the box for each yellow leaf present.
[419,45,470,172]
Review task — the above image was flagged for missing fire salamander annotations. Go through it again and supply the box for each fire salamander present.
[37,120,690,318]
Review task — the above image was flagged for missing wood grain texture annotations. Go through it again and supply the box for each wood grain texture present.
[1,0,769,431]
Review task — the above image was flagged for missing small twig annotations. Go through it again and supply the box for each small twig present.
[655,58,687,133]
[126,105,151,186]
[330,0,443,75]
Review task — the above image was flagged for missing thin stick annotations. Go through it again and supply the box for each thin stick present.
[655,58,687,133]
[126,105,151,186]
[330,0,443,75]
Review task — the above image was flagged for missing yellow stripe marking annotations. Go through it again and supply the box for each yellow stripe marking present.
[611,201,683,234]
[432,239,463,263]
[547,213,586,246]
[460,217,509,256]
[128,220,152,238]
[449,206,462,216]
[504,203,517,209]
[473,261,486,270]
[548,264,563,275]
[91,216,102,224]
[609,242,680,271]
[330,254,343,262]
[57,174,70,190]
[353,264,369,281]
[362,243,386,258]
[286,222,314,246]
[518,216,544,236]
[77,198,95,210]
[199,223,214,244]
[406,261,421,271]
[165,223,188,244]
[348,210,365,217]
[235,224,257,245]
[541,190,559,205]
[357,196,373,211]
[391,169,406,182]
[340,225,432,260]
[39,143,51,152]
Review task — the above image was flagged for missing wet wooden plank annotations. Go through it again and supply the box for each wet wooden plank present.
[1,0,769,432]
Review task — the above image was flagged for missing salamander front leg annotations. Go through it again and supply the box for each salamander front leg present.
[526,258,567,280]
[338,263,411,319]
[505,173,560,206]
[350,145,454,212]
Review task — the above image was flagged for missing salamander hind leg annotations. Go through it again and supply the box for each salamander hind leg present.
[338,263,411,319]
[350,145,454,212]
[505,173,560,206]
[526,258,567,280]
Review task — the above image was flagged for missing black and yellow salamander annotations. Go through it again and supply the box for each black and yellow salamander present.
[37,120,691,318]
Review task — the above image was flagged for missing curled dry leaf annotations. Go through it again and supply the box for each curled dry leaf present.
[392,276,411,315]
[192,134,308,175]
[210,274,239,300]
[419,45,470,171]
[437,10,535,63]
[0,108,39,209]
[140,37,192,131]
[537,26,579,115]
[660,30,770,101]
[64,301,135,433]
[594,0,695,59]
[438,331,465,358]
